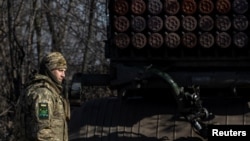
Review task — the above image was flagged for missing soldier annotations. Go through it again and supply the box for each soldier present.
[13,52,70,141]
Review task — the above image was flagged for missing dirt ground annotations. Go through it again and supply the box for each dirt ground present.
[68,95,250,141]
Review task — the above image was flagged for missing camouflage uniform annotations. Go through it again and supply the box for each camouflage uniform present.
[13,52,70,141]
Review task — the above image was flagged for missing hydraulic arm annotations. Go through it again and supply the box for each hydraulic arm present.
[113,65,214,138]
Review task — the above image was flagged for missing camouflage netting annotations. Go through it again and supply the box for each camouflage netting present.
[81,86,116,102]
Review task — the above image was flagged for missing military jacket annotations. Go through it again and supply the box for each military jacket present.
[14,74,70,141]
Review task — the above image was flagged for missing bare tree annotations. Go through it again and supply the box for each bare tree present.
[0,0,109,140]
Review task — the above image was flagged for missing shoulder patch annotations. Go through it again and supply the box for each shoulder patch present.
[38,103,49,119]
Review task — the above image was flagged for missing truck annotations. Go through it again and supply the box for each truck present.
[68,0,250,140]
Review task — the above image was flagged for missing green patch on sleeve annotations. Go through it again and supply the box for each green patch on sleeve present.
[38,103,49,119]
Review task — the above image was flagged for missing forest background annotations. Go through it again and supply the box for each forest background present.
[0,0,111,140]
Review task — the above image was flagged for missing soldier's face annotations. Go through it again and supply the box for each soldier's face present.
[51,68,66,83]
